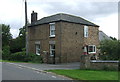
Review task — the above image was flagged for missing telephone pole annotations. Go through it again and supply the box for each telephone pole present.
[25,0,28,55]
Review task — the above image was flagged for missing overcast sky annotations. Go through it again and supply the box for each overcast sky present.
[0,0,119,39]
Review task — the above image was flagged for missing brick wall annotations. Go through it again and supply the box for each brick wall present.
[84,26,99,46]
[90,60,119,70]
[60,22,99,63]
[84,26,99,59]
[28,21,99,63]
[80,55,118,70]
[28,22,61,63]
[60,22,84,63]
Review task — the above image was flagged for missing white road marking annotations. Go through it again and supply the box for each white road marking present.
[36,71,40,73]
[7,63,43,72]
[5,62,72,80]
[18,66,23,69]
[52,76,56,78]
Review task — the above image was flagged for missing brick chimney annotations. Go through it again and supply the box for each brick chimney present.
[31,11,37,23]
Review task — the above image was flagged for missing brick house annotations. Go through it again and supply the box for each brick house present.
[28,11,99,64]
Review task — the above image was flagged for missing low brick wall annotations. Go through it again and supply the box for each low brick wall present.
[90,60,119,70]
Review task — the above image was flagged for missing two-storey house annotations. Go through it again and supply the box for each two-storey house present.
[28,11,99,64]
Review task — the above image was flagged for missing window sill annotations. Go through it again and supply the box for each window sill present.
[36,54,40,55]
[49,35,55,38]
[88,52,96,54]
[50,55,54,57]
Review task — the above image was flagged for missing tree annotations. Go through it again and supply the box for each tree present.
[10,26,26,53]
[99,39,119,60]
[110,36,117,40]
[19,26,26,38]
[2,24,12,47]
[1,24,12,59]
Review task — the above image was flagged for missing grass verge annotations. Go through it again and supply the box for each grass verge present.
[47,69,118,80]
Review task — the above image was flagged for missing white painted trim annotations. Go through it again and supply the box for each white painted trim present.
[88,45,96,54]
[91,60,119,63]
[49,23,55,37]
[84,25,88,37]
[49,22,55,25]
[49,35,55,38]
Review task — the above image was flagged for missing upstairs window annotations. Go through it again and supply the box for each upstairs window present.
[50,23,55,37]
[88,45,96,54]
[84,25,88,37]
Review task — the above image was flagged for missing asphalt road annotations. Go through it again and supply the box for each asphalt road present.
[2,62,71,80]
[7,62,80,70]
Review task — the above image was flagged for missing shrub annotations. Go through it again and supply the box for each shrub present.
[2,46,11,60]
[9,51,43,63]
[25,53,43,63]
[10,51,26,61]
[99,39,119,60]
[32,55,43,63]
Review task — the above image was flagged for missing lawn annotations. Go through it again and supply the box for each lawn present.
[47,69,118,80]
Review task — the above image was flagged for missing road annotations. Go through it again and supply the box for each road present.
[2,62,71,80]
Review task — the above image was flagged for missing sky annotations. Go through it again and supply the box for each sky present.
[0,0,119,39]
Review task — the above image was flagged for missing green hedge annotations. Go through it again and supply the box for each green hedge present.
[2,46,11,60]
[2,46,43,63]
[10,51,26,61]
[7,51,43,63]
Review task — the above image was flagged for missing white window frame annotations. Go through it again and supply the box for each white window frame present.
[35,44,40,55]
[50,44,55,56]
[84,25,88,37]
[49,23,55,37]
[88,45,96,54]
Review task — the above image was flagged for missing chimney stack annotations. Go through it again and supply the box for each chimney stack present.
[31,11,37,23]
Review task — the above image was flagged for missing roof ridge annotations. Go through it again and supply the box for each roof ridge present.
[30,13,99,27]
[38,13,63,21]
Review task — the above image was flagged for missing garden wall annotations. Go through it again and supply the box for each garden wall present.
[90,60,119,70]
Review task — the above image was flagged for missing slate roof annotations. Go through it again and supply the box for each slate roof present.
[29,13,99,27]
[99,31,112,41]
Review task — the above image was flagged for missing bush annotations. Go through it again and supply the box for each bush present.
[99,39,119,60]
[24,52,43,63]
[2,46,11,60]
[9,51,43,63]
[10,51,26,61]
[32,55,43,63]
